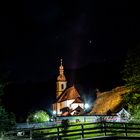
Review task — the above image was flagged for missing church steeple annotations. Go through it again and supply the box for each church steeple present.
[57,59,66,81]
[52,59,84,116]
[59,59,64,75]
[56,59,67,98]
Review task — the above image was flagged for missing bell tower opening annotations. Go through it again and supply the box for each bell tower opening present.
[61,84,64,90]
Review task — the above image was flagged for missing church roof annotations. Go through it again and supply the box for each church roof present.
[57,86,80,102]
[72,97,83,103]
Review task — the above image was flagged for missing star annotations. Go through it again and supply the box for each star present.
[89,40,92,44]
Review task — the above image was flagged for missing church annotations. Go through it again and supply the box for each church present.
[52,59,84,116]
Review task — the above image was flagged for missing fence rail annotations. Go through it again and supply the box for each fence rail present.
[6,122,140,139]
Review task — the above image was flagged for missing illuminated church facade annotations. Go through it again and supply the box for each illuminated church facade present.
[52,59,84,116]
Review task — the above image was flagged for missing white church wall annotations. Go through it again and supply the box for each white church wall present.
[64,99,75,108]
[71,103,84,110]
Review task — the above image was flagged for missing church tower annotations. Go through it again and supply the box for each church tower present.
[56,59,67,98]
[53,59,84,116]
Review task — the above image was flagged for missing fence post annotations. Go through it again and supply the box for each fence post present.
[102,122,106,136]
[81,124,84,139]
[57,127,60,140]
[29,129,32,139]
[123,123,127,136]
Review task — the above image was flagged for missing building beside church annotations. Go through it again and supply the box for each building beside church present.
[52,59,84,116]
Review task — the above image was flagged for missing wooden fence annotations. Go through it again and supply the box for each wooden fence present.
[6,122,140,139]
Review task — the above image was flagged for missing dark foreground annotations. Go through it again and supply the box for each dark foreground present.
[1,136,140,140]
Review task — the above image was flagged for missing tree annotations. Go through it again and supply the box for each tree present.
[0,71,10,96]
[0,106,16,132]
[123,47,140,91]
[27,110,50,123]
[0,72,16,136]
[122,46,140,114]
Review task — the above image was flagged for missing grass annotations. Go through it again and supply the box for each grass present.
[4,122,140,140]
[32,122,104,139]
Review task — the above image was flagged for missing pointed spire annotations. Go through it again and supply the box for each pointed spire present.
[57,59,66,81]
[60,59,62,66]
[59,59,64,74]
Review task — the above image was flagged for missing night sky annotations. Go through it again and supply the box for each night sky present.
[1,1,140,121]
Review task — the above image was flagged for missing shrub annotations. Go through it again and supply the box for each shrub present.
[27,110,50,123]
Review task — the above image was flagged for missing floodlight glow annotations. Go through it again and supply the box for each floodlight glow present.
[53,110,56,115]
[85,103,89,109]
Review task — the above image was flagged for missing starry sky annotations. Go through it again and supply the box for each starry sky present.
[1,0,140,121]
[1,0,139,81]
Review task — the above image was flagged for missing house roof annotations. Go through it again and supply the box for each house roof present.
[62,111,70,116]
[74,105,83,111]
[70,105,84,115]
[117,108,130,117]
[57,85,80,102]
